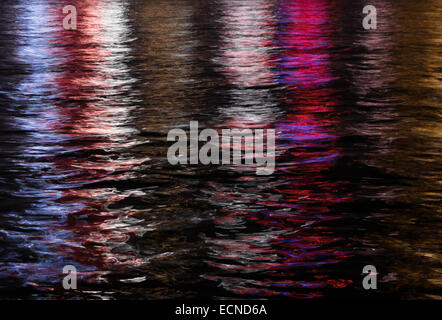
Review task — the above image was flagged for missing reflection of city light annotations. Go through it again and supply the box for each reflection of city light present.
[216,0,279,127]
[3,0,146,291]
[217,0,276,88]
[203,0,353,298]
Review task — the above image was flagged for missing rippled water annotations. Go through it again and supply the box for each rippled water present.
[0,0,440,299]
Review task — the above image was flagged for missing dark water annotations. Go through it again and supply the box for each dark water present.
[0,0,440,299]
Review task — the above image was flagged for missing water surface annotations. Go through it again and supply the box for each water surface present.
[0,0,440,299]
